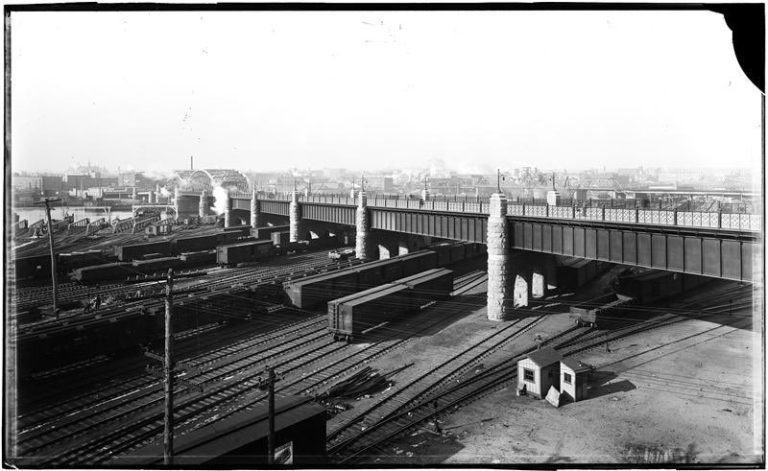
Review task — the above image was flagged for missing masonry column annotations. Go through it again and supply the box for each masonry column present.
[356,191,373,259]
[250,190,261,236]
[224,191,233,228]
[487,193,511,321]
[289,190,301,242]
[199,189,208,217]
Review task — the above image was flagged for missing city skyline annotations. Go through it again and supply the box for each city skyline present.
[10,10,763,176]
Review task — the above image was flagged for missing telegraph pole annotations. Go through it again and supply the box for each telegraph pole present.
[163,268,174,466]
[36,197,61,318]
[267,365,276,465]
[143,269,204,466]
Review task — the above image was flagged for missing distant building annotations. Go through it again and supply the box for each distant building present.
[365,175,394,192]
[13,174,64,195]
[118,172,155,189]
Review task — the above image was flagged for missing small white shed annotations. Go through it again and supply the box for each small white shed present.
[517,347,563,399]
[560,358,591,402]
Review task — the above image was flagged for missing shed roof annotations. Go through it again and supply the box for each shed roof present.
[111,395,324,466]
[527,347,562,367]
[561,357,591,373]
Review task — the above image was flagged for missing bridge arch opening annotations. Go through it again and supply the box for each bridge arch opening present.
[513,274,530,308]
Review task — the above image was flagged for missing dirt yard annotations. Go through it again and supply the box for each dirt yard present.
[370,305,761,465]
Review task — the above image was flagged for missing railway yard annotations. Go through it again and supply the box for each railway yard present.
[6,221,763,466]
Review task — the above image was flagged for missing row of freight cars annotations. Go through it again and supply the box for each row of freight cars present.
[569,269,709,327]
[328,268,454,342]
[284,242,485,310]
[71,234,346,282]
[11,226,256,282]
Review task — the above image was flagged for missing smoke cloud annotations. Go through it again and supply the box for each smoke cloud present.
[212,186,229,215]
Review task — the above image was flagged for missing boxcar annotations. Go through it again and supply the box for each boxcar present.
[180,250,217,266]
[71,262,134,282]
[254,225,290,240]
[615,270,707,305]
[557,258,607,290]
[115,241,173,262]
[332,284,412,342]
[399,268,454,306]
[271,231,291,247]
[58,250,115,272]
[217,240,274,267]
[328,283,395,336]
[13,254,52,280]
[174,234,219,253]
[132,257,185,275]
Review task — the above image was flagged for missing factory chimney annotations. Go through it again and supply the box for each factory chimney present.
[190,156,194,171]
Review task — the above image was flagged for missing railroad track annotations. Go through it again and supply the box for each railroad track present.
[18,289,488,466]
[17,313,327,427]
[16,317,337,464]
[332,284,754,464]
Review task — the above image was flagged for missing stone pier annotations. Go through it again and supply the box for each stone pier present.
[250,190,260,235]
[355,191,374,259]
[487,193,511,321]
[199,189,208,217]
[289,191,301,242]
[224,192,233,228]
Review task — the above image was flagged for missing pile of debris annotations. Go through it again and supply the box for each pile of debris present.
[317,364,412,417]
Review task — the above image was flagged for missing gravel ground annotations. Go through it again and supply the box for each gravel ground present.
[371,305,761,466]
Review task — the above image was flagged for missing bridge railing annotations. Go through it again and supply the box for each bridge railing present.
[247,193,760,232]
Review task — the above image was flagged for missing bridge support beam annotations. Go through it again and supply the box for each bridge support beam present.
[289,191,301,242]
[250,191,261,236]
[356,191,374,259]
[487,193,511,321]
[224,193,233,228]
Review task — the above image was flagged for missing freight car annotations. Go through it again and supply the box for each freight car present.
[274,241,310,256]
[557,258,609,290]
[271,231,290,247]
[115,240,173,262]
[253,224,290,240]
[174,234,219,253]
[58,251,116,272]
[13,254,52,280]
[132,257,185,275]
[216,240,275,267]
[569,293,633,327]
[569,269,710,327]
[285,247,468,310]
[329,248,355,262]
[180,250,218,267]
[70,262,134,283]
[614,269,708,305]
[13,251,118,281]
[328,268,454,341]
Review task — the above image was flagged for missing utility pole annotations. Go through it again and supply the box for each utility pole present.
[267,365,276,465]
[36,197,61,318]
[144,269,204,466]
[163,268,174,466]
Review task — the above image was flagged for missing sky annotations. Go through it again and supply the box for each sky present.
[10,9,763,176]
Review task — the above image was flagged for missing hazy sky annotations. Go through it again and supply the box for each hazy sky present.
[10,10,763,175]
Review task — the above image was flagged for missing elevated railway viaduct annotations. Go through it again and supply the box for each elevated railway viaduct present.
[174,190,760,320]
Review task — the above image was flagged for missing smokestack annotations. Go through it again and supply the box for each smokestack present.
[190,156,194,171]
